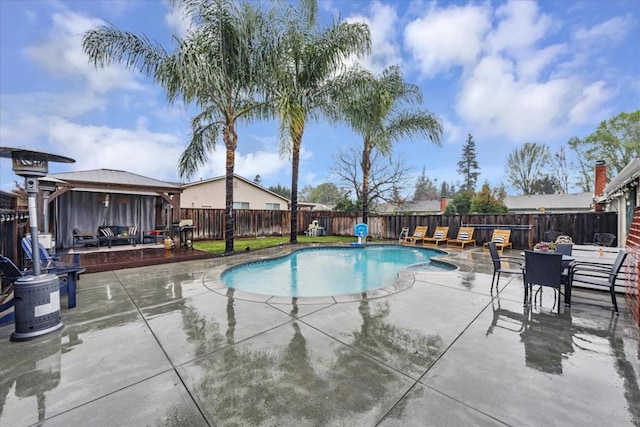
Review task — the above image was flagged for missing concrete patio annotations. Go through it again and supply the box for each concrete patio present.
[1,245,639,426]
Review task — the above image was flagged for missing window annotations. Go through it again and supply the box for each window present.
[265,203,280,210]
[233,202,250,209]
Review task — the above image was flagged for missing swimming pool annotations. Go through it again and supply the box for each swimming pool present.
[221,245,454,297]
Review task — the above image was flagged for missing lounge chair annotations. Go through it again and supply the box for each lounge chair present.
[446,227,476,249]
[482,229,512,253]
[423,226,449,246]
[402,225,428,245]
[21,236,61,270]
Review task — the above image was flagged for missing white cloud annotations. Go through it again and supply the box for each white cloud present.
[0,91,105,124]
[347,1,402,73]
[575,14,635,46]
[191,146,292,183]
[405,1,622,143]
[567,81,615,125]
[456,55,572,141]
[486,1,552,56]
[404,4,491,77]
[45,118,184,181]
[164,1,193,39]
[439,115,464,146]
[23,10,143,94]
[516,43,568,81]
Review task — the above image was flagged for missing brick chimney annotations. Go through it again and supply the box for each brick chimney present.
[440,197,447,212]
[594,160,607,212]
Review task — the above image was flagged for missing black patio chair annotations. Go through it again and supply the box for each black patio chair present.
[590,233,616,247]
[569,250,627,314]
[554,243,573,279]
[524,250,564,313]
[488,242,524,293]
[543,230,562,242]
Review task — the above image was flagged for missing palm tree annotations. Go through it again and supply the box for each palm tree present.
[339,65,443,223]
[268,0,371,243]
[82,0,272,254]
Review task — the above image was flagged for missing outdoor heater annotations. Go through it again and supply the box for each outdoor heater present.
[0,147,75,341]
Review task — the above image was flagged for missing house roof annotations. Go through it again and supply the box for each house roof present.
[183,173,290,203]
[504,193,593,212]
[376,200,443,214]
[298,202,333,211]
[47,169,181,192]
[596,157,640,202]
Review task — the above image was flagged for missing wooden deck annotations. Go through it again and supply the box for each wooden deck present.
[58,246,214,274]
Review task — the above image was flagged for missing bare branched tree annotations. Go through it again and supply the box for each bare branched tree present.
[505,142,551,195]
[553,146,570,193]
[331,145,412,210]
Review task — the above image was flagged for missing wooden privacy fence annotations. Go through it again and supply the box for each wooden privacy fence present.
[180,208,618,250]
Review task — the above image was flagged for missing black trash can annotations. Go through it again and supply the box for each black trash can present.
[11,273,63,342]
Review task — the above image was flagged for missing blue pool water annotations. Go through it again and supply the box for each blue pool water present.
[221,245,454,297]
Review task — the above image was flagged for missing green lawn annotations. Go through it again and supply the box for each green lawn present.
[193,235,365,254]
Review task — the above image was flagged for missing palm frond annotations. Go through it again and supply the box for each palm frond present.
[178,108,222,179]
[82,25,168,77]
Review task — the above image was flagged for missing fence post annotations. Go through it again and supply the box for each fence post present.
[528,215,534,249]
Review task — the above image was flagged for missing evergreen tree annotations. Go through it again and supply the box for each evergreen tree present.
[413,167,439,200]
[440,181,449,198]
[470,182,508,213]
[268,184,291,199]
[456,134,480,193]
[446,191,473,214]
[439,180,457,198]
[253,174,262,185]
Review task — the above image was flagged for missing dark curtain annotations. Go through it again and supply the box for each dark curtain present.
[55,191,155,248]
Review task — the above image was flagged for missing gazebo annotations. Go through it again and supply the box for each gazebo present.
[42,169,182,249]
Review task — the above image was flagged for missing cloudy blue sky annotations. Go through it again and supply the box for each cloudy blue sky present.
[1,0,638,196]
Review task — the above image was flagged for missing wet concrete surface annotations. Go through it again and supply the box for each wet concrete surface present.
[1,245,639,426]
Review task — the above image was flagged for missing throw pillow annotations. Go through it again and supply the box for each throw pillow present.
[493,236,505,244]
[100,227,114,237]
[458,232,468,240]
[434,231,444,239]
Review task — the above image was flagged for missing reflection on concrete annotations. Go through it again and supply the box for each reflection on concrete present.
[0,334,61,422]
[460,271,476,290]
[487,292,640,424]
[176,291,417,425]
[487,295,574,374]
[354,294,444,373]
[520,307,574,374]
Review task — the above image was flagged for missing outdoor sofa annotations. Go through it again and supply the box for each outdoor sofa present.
[98,225,139,248]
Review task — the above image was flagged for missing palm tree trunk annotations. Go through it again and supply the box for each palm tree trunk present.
[361,142,371,224]
[224,124,237,255]
[290,132,302,244]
